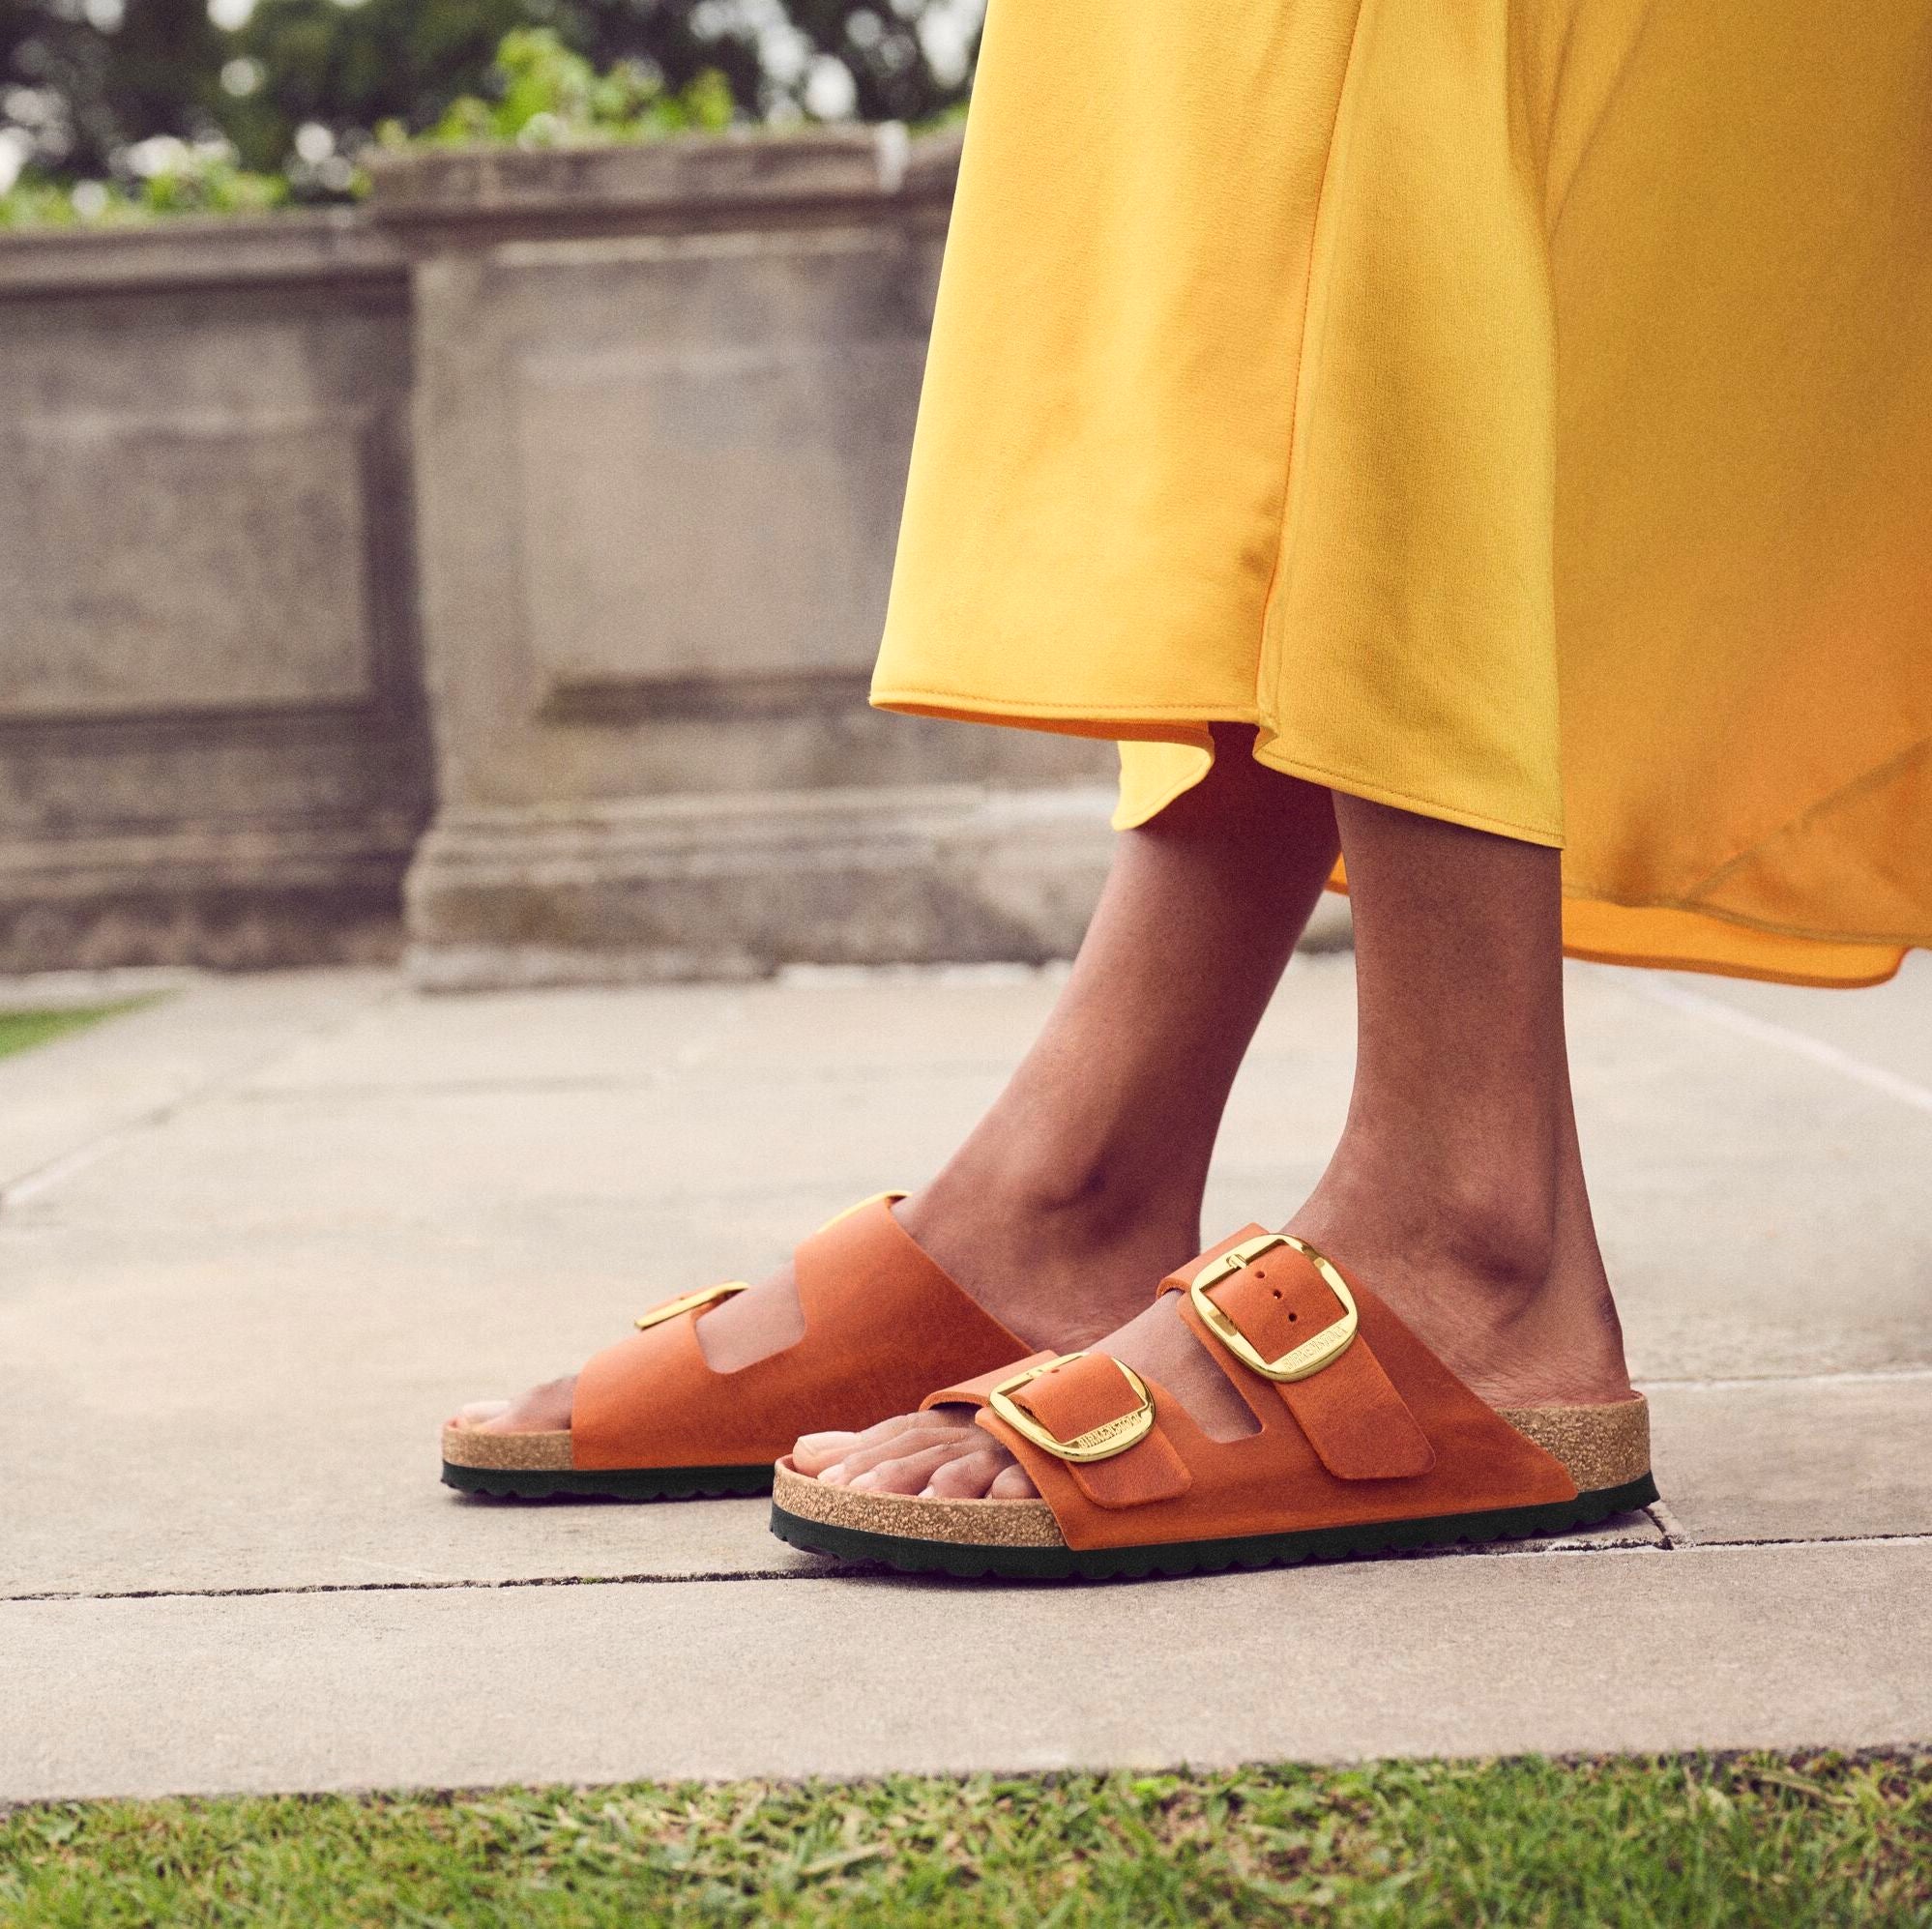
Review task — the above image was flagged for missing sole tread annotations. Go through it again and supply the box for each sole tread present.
[769,1475,1659,1580]
[442,1462,774,1503]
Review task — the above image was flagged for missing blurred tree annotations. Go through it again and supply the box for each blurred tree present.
[0,0,981,191]
[3,0,221,177]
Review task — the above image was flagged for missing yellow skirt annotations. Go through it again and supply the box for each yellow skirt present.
[872,0,1932,987]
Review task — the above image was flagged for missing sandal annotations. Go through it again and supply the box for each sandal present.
[441,1193,1027,1500]
[770,1226,1655,1577]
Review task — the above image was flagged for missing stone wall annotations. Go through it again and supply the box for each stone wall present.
[0,212,430,970]
[0,129,1120,983]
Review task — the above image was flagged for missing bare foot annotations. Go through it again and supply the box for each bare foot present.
[452,1176,1201,1438]
[793,1203,1635,1501]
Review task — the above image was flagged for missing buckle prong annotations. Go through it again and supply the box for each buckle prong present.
[987,1353,1154,1463]
[634,1280,748,1331]
[1188,1234,1358,1382]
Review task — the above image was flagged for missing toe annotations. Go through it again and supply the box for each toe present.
[919,1448,1011,1499]
[988,1461,1041,1500]
[452,1400,511,1430]
[475,1374,575,1434]
[815,1414,976,1485]
[793,1410,924,1472]
[849,1439,981,1496]
[790,1429,864,1475]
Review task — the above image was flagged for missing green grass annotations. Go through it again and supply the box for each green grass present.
[2,1753,1926,1926]
[0,1004,147,1063]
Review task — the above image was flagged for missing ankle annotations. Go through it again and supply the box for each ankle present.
[1287,1148,1631,1407]
[898,1153,1203,1353]
[916,1144,1200,1259]
[1426,1177,1560,1303]
[1295,1155,1559,1303]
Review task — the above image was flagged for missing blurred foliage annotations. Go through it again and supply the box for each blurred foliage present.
[400,26,734,152]
[0,9,936,226]
[1,0,980,208]
[0,135,288,224]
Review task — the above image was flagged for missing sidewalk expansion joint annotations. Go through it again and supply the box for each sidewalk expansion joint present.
[44,1528,1932,1609]
[1637,1365,1932,1389]
[1659,1529,1932,1555]
[229,1074,678,1103]
[1646,1501,1688,1547]
[4,1568,859,1606]
[1631,976,1932,1117]
[16,1531,1929,1610]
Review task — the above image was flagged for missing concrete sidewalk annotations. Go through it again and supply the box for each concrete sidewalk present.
[2,953,1928,1798]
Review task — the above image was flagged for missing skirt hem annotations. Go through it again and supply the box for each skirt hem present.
[874,685,1914,989]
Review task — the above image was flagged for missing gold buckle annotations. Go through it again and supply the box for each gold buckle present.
[1188,1233,1358,1383]
[987,1353,1154,1463]
[813,1190,906,1235]
[634,1281,748,1331]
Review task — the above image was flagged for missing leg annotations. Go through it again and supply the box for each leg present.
[822,789,1631,1498]
[459,730,1338,1436]
[1286,796,1631,1407]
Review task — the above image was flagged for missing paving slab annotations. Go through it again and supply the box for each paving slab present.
[0,970,392,1201]
[240,951,1376,1099]
[1648,950,1932,1095]
[244,954,1359,1096]
[0,1208,1654,1601]
[9,1075,1011,1238]
[0,1222,837,1595]
[241,979,753,1095]
[1563,965,1932,1380]
[4,1539,1925,1801]
[1646,1373,1932,1545]
[2,956,1928,1798]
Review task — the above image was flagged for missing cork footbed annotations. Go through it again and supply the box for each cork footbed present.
[771,1396,1653,1551]
[441,1423,573,1472]
[1494,1398,1652,1496]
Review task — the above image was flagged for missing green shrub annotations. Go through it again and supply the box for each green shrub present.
[0,139,288,227]
[0,28,735,229]
[399,28,734,152]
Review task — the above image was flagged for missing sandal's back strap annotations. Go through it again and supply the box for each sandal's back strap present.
[1174,1236,1436,1480]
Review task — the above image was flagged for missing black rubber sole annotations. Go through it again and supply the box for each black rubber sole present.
[770,1473,1659,1580]
[442,1460,774,1501]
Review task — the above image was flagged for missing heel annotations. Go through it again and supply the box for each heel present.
[1496,1393,1651,1492]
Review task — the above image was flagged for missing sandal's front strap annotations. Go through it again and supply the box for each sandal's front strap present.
[990,1354,1191,1507]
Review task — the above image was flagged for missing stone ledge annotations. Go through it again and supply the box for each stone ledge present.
[0,207,404,298]
[404,782,1353,990]
[366,126,960,244]
[0,818,424,973]
[404,781,1119,989]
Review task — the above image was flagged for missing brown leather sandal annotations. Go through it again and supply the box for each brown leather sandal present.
[441,1194,1027,1500]
[770,1225,1656,1577]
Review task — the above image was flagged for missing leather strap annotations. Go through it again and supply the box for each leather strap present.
[1002,1353,1191,1508]
[1174,1241,1435,1479]
[926,1355,1192,1509]
[571,1196,1027,1470]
